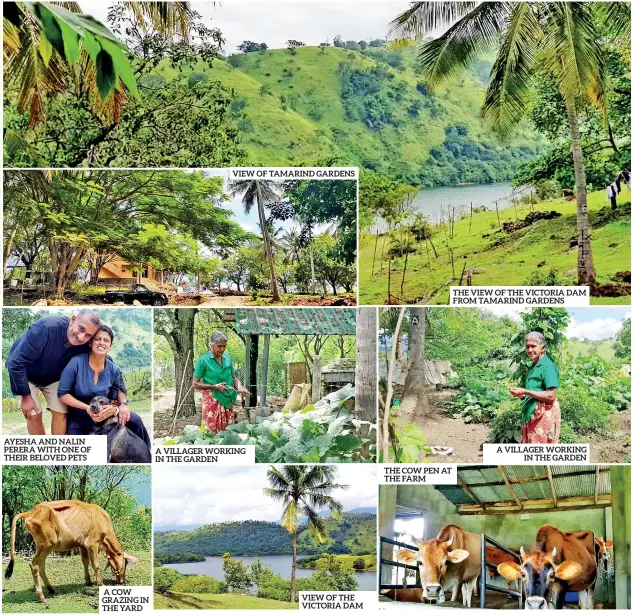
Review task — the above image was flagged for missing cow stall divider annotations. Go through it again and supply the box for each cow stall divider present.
[480,534,522,609]
[379,536,422,594]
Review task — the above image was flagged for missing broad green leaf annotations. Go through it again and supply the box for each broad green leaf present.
[82,30,101,61]
[96,49,116,100]
[99,37,140,99]
[301,448,321,463]
[57,17,80,64]
[398,444,421,463]
[300,403,316,414]
[301,419,316,440]
[332,433,362,453]
[38,34,53,66]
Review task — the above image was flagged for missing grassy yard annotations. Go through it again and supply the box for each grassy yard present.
[359,191,631,305]
[2,397,152,437]
[2,551,151,613]
[154,592,298,610]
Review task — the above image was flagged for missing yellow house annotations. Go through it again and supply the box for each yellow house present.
[99,258,164,283]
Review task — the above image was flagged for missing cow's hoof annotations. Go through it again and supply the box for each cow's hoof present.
[47,588,55,596]
[83,589,97,596]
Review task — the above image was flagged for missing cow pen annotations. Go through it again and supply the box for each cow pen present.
[379,465,631,610]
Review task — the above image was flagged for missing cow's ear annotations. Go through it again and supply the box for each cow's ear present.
[447,549,469,563]
[605,541,613,548]
[396,549,418,566]
[123,552,139,564]
[555,561,581,581]
[497,562,522,581]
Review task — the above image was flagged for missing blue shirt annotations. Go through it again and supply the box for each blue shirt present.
[58,354,127,429]
[6,316,90,396]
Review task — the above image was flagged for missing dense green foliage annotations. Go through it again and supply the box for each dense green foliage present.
[154,555,358,603]
[155,553,206,565]
[163,389,374,463]
[2,466,151,556]
[2,307,151,400]
[154,513,376,558]
[4,5,247,167]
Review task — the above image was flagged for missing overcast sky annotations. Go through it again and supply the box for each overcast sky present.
[154,465,377,530]
[79,1,417,54]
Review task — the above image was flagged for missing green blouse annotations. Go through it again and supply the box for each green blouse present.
[520,353,559,423]
[193,351,237,409]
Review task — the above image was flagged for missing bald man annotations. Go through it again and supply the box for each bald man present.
[6,309,101,435]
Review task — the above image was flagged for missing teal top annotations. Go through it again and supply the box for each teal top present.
[520,354,559,423]
[193,351,237,409]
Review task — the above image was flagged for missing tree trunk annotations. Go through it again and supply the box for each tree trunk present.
[311,355,322,402]
[372,233,379,276]
[256,187,281,302]
[248,334,259,408]
[157,309,198,418]
[566,98,596,285]
[400,307,430,418]
[356,308,377,422]
[290,531,298,602]
[310,245,316,294]
[3,227,18,274]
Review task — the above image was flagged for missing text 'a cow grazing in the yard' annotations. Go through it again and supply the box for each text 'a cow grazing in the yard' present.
[5,500,138,603]
[497,524,599,609]
[393,525,481,606]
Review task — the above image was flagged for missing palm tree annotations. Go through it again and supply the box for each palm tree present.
[4,2,194,124]
[229,179,282,302]
[391,2,630,286]
[264,465,347,602]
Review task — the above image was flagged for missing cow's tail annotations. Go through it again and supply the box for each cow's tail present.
[5,512,29,579]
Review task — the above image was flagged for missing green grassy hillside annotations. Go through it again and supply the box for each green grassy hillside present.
[567,338,616,361]
[158,46,545,184]
[359,193,631,305]
[154,514,376,558]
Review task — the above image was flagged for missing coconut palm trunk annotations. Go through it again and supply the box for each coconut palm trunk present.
[256,184,281,302]
[290,532,298,602]
[566,98,596,285]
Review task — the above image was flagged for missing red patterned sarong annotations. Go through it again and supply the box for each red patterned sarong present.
[521,399,561,443]
[202,390,234,434]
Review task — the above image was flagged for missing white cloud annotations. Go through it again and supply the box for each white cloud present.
[567,317,623,341]
[154,465,377,529]
[478,306,525,321]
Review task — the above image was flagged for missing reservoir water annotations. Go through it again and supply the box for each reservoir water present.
[411,181,516,224]
[164,555,376,591]
[374,181,519,233]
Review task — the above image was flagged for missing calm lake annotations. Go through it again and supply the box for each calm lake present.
[374,181,520,233]
[164,555,376,591]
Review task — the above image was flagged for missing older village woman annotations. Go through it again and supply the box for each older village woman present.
[509,331,561,444]
[193,331,250,434]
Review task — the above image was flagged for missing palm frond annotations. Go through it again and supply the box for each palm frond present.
[591,1,631,41]
[418,2,509,88]
[542,2,606,114]
[389,1,478,38]
[280,498,301,534]
[482,2,542,138]
[122,1,195,38]
[304,506,328,543]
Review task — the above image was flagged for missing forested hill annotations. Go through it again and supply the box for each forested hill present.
[157,45,546,186]
[154,513,376,557]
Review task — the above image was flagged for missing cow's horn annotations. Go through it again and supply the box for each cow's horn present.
[550,547,556,558]
[444,534,454,548]
[520,546,526,559]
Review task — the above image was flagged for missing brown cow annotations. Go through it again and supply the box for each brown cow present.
[486,545,520,591]
[5,500,138,603]
[396,525,481,606]
[497,524,598,609]
[595,537,614,574]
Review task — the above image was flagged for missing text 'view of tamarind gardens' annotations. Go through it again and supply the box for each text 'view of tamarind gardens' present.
[2,0,632,614]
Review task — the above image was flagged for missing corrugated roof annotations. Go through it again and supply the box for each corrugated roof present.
[436,466,611,510]
[232,308,356,335]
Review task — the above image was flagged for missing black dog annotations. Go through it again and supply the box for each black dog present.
[89,396,151,464]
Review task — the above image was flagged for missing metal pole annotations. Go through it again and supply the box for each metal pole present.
[480,534,487,609]
[260,334,270,408]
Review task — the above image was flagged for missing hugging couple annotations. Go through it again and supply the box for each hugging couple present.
[6,309,150,447]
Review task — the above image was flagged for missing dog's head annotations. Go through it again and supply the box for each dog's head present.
[89,396,112,419]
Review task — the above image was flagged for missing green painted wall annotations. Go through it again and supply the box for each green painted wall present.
[396,484,611,548]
